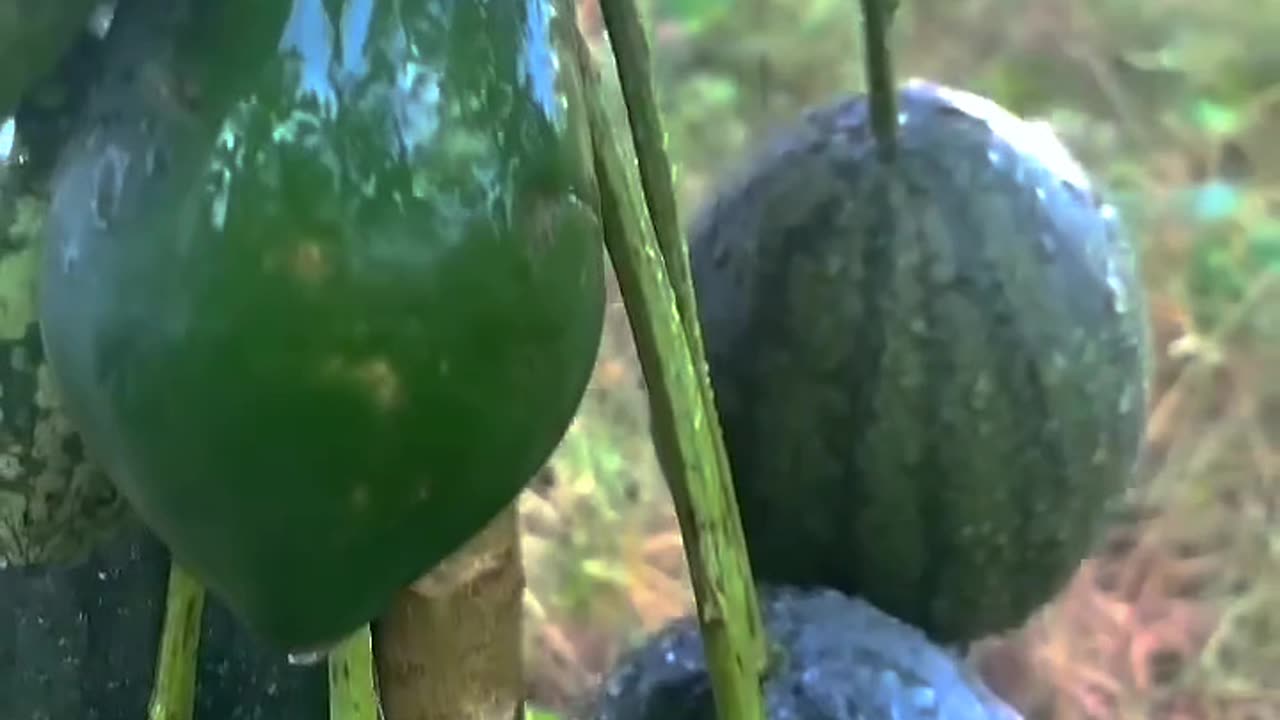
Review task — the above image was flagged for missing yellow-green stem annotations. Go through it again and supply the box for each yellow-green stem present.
[328,625,382,720]
[575,18,769,720]
[146,561,205,720]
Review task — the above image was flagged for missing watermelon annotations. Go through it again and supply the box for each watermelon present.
[0,522,329,720]
[589,585,1023,720]
[38,0,604,652]
[689,80,1150,643]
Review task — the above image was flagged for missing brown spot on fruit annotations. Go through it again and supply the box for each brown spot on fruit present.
[320,356,404,413]
[289,240,331,286]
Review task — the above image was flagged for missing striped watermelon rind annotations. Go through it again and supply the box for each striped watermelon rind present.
[690,80,1151,643]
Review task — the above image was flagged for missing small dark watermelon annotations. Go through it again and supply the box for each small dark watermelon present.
[589,585,1022,720]
[38,0,604,652]
[0,522,329,720]
[689,80,1150,643]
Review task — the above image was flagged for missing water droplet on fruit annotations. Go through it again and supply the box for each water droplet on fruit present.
[1035,186,1047,202]
[986,148,1001,166]
[92,144,130,229]
[88,2,116,38]
[1037,231,1056,260]
[0,117,14,163]
[1092,445,1109,467]
[897,111,910,125]
[1104,262,1129,315]
[287,648,328,666]
[1118,384,1136,415]
[878,667,902,692]
[908,684,937,710]
[971,372,993,409]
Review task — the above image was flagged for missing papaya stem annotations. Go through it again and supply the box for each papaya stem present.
[372,503,524,720]
[860,0,899,161]
[328,625,381,720]
[146,561,205,720]
[575,15,768,720]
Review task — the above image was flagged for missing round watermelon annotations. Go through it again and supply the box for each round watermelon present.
[38,0,604,652]
[0,523,331,720]
[689,80,1151,643]
[590,585,1023,720]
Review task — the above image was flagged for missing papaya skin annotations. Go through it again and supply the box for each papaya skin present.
[0,0,99,118]
[39,0,603,652]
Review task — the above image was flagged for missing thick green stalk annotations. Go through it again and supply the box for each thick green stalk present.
[329,625,381,720]
[146,562,205,720]
[594,8,756,592]
[595,0,695,340]
[860,0,899,161]
[574,24,768,720]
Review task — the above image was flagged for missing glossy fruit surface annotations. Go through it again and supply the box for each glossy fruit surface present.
[40,0,603,651]
[0,146,126,570]
[690,81,1150,643]
[0,523,328,719]
[591,585,1023,720]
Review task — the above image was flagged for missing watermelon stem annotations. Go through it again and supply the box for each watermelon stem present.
[577,8,769,720]
[146,560,205,720]
[859,0,900,161]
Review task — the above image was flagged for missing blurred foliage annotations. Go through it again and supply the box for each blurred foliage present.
[522,2,1279,717]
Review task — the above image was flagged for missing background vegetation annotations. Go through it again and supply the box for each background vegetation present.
[520,1,1280,718]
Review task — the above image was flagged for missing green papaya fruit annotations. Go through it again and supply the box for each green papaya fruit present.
[689,81,1150,643]
[39,0,604,652]
[0,0,99,118]
[2,102,327,720]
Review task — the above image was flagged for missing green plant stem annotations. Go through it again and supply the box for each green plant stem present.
[574,19,768,720]
[147,561,205,720]
[860,0,898,161]
[596,0,695,341]
[595,7,754,589]
[328,625,381,720]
